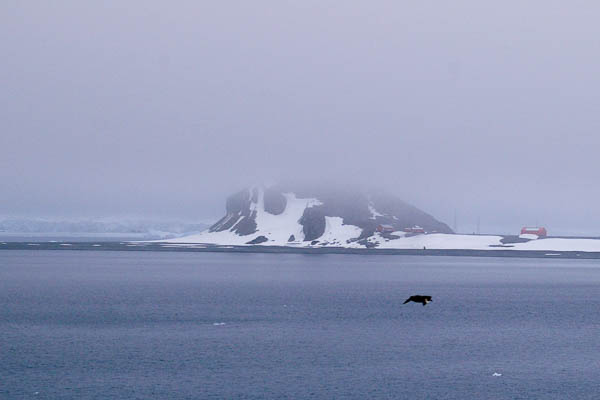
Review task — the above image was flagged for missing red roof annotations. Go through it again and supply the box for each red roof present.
[376,224,395,232]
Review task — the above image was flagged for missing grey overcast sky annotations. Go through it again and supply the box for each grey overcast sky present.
[2,1,600,235]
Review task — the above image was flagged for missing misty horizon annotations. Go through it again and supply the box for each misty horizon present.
[2,1,600,236]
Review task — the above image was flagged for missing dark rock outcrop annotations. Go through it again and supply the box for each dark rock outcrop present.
[299,205,327,241]
[246,235,268,244]
[368,193,452,234]
[232,210,258,235]
[500,235,531,244]
[292,186,451,241]
[209,189,257,235]
[264,188,287,215]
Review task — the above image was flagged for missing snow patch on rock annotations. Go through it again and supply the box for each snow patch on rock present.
[368,203,384,219]
[317,217,362,246]
[253,191,322,244]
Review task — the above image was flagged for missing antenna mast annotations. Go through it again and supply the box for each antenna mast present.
[453,209,457,233]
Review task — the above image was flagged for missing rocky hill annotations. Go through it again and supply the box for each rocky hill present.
[170,184,452,247]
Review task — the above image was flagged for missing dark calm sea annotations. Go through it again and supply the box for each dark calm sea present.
[1,250,600,399]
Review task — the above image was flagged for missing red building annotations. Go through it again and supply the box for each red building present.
[376,224,395,233]
[403,226,425,234]
[520,227,547,237]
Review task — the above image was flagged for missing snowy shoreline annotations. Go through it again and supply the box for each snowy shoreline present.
[3,240,600,259]
[159,232,600,253]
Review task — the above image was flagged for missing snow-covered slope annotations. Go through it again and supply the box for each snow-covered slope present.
[373,232,504,250]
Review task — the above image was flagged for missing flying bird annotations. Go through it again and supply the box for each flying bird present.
[403,295,432,306]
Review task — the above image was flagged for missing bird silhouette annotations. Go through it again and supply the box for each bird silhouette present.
[403,295,432,306]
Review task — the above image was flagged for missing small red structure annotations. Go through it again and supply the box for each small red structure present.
[403,226,425,234]
[520,227,547,237]
[376,224,395,233]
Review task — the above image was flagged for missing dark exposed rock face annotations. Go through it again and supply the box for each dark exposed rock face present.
[288,235,296,242]
[299,206,327,241]
[232,210,258,235]
[500,235,531,244]
[367,193,451,234]
[250,187,259,203]
[357,238,378,248]
[246,235,268,244]
[289,184,452,241]
[209,189,257,235]
[296,188,379,241]
[264,188,287,215]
